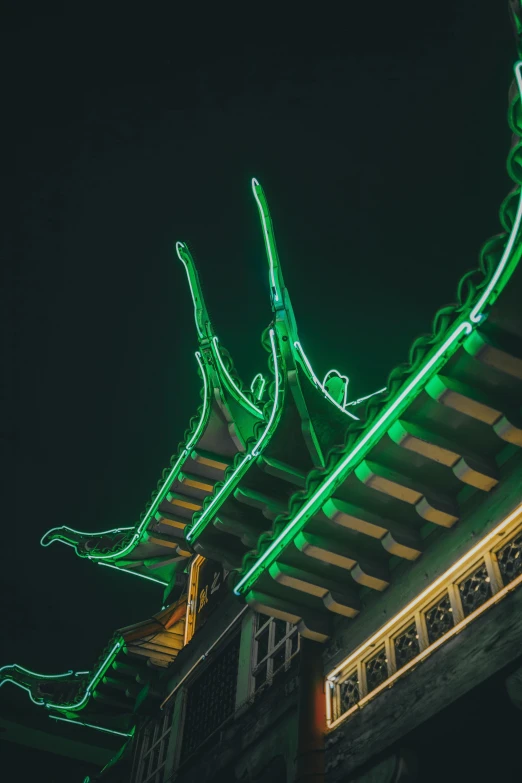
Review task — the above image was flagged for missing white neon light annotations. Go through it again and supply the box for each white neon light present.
[322,369,350,409]
[251,372,266,401]
[97,562,168,586]
[212,337,263,418]
[294,341,358,420]
[49,715,134,738]
[187,329,281,542]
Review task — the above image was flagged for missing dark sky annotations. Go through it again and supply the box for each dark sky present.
[0,0,516,778]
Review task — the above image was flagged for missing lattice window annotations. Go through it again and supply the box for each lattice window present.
[458,563,492,617]
[338,671,359,716]
[327,518,522,730]
[497,532,522,585]
[252,615,299,694]
[394,622,420,670]
[181,635,240,761]
[424,593,454,644]
[365,647,388,694]
[133,702,174,783]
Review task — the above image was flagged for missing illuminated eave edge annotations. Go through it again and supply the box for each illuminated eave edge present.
[39,242,269,571]
[233,60,522,597]
[0,598,187,728]
[185,178,387,547]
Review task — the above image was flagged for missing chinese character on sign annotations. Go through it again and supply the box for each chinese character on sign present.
[199,586,209,612]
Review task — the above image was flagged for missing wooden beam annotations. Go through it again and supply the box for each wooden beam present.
[326,583,522,780]
[178,471,214,493]
[245,589,331,642]
[213,515,261,549]
[323,497,423,561]
[269,561,360,618]
[295,531,389,591]
[166,492,202,513]
[387,419,499,491]
[354,460,459,528]
[154,510,187,531]
[190,448,231,472]
[233,486,287,521]
[258,455,307,488]
[426,374,522,446]
[464,329,522,380]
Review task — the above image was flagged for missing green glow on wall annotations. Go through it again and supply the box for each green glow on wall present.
[234,60,522,596]
[97,562,168,586]
[186,328,281,542]
[49,714,134,738]
[40,351,210,561]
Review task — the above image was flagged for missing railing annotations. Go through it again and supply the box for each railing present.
[326,502,522,730]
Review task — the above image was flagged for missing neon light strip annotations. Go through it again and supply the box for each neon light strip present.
[294,341,358,420]
[322,369,350,409]
[49,715,134,738]
[41,352,209,561]
[212,337,263,417]
[187,329,281,542]
[251,373,266,401]
[40,526,133,548]
[176,241,204,338]
[469,63,522,322]
[0,642,122,713]
[234,61,522,596]
[235,322,472,594]
[0,664,87,680]
[98,562,168,586]
[252,179,279,303]
[346,387,387,407]
[45,640,123,712]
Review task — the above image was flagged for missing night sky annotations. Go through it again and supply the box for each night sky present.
[0,2,516,779]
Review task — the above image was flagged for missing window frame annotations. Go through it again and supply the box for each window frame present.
[251,615,299,695]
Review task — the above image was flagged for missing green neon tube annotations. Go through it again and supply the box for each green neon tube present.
[97,562,168,586]
[40,525,133,549]
[186,328,281,542]
[49,715,134,738]
[176,241,205,339]
[252,179,280,304]
[234,60,522,596]
[212,337,263,417]
[41,351,210,561]
[45,640,123,712]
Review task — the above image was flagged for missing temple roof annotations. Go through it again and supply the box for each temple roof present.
[0,596,187,733]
